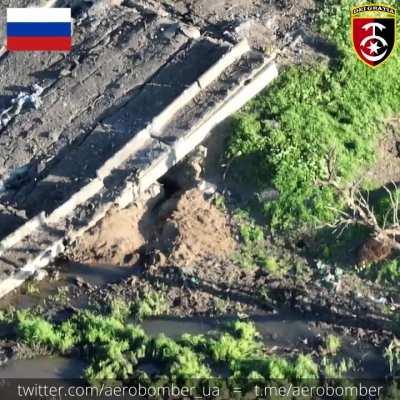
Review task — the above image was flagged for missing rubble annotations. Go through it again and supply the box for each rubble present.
[0,84,43,129]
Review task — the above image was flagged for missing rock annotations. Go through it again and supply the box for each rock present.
[50,270,61,281]
[75,277,89,289]
[256,188,279,202]
[179,24,201,39]
[0,349,9,366]
[34,269,48,282]
[161,24,179,40]
[198,180,217,196]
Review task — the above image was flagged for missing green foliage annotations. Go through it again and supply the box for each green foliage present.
[234,212,269,270]
[234,212,288,276]
[363,258,400,286]
[324,334,342,355]
[385,340,400,377]
[74,311,148,383]
[24,282,39,295]
[16,311,77,354]
[374,189,400,227]
[322,357,353,379]
[230,354,319,382]
[150,334,183,362]
[16,311,58,347]
[57,321,79,353]
[261,256,285,278]
[108,297,132,321]
[293,354,319,380]
[230,357,289,381]
[149,334,212,381]
[213,193,227,211]
[376,259,400,285]
[169,349,212,381]
[179,333,209,353]
[49,286,70,306]
[0,306,16,324]
[77,311,125,345]
[209,321,262,363]
[132,291,169,321]
[227,0,400,231]
[84,340,134,381]
[14,310,353,384]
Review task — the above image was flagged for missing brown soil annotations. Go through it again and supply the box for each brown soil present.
[364,120,400,187]
[156,189,236,266]
[70,186,236,268]
[70,204,147,266]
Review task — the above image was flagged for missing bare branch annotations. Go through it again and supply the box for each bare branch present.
[317,148,400,258]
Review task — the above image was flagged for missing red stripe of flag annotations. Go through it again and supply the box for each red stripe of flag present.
[7,37,71,51]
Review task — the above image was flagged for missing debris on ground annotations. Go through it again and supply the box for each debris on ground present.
[0,84,44,129]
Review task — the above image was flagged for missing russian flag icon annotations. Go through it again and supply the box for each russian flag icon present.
[6,8,72,52]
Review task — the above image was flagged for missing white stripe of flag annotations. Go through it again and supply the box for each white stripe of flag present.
[7,8,71,23]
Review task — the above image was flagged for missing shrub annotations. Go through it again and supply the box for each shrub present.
[209,322,262,363]
[325,335,342,355]
[16,311,77,354]
[132,291,169,320]
[17,312,59,348]
[293,354,319,380]
[108,297,131,321]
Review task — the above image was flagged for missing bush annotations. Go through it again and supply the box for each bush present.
[325,335,342,355]
[209,321,262,363]
[293,354,319,380]
[132,291,169,320]
[16,311,78,354]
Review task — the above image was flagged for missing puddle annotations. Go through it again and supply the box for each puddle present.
[143,317,216,338]
[0,357,85,379]
[0,261,135,312]
[143,314,389,379]
[142,313,318,347]
[60,262,135,288]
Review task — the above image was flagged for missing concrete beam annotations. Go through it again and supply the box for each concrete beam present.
[0,48,278,299]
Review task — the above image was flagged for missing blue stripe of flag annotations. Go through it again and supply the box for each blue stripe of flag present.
[7,22,71,37]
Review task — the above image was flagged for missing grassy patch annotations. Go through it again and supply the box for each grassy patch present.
[385,340,400,377]
[233,211,291,276]
[132,290,169,321]
[324,335,342,356]
[364,258,400,286]
[234,211,269,270]
[13,309,353,386]
[227,0,400,231]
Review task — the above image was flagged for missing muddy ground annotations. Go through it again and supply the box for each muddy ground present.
[0,121,397,379]
[0,0,318,252]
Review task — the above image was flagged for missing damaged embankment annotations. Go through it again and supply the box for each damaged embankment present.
[0,38,278,298]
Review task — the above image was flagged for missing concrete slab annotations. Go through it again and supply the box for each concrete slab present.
[0,2,279,299]
[5,38,227,219]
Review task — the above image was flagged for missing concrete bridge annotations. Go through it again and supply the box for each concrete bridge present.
[0,0,278,298]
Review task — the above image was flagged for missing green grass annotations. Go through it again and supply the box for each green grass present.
[234,211,269,269]
[324,334,342,355]
[227,0,400,231]
[132,290,169,321]
[16,310,78,354]
[13,309,353,386]
[365,258,400,286]
[385,340,400,377]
